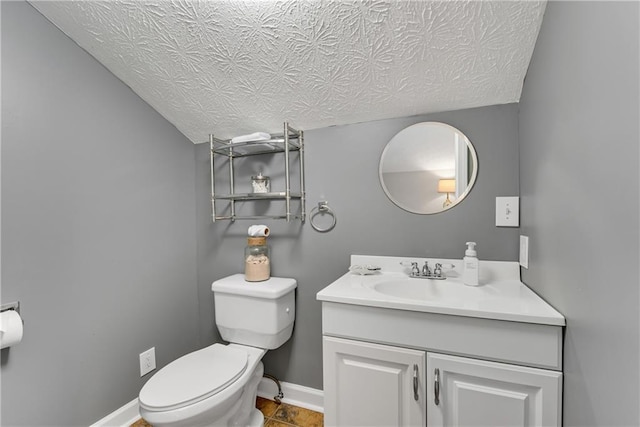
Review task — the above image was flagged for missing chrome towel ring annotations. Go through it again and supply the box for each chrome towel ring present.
[310,201,337,232]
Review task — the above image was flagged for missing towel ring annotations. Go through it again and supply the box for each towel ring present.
[310,201,337,233]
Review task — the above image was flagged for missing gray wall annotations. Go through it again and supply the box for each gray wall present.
[1,2,199,426]
[196,103,521,389]
[518,2,639,426]
[10,2,636,426]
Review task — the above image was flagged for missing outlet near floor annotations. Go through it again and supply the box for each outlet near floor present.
[139,347,156,377]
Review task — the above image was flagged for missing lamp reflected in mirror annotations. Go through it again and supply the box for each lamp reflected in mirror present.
[437,179,456,208]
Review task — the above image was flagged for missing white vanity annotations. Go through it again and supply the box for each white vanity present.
[317,255,565,427]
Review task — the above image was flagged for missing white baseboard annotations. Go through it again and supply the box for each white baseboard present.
[257,378,324,414]
[90,380,324,426]
[89,398,140,427]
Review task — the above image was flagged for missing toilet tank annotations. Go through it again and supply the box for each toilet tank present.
[211,274,296,350]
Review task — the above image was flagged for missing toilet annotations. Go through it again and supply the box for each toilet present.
[138,274,296,427]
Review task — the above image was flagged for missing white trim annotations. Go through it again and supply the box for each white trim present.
[88,380,324,426]
[258,378,324,414]
[89,398,140,427]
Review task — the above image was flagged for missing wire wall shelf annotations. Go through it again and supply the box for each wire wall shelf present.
[209,122,306,222]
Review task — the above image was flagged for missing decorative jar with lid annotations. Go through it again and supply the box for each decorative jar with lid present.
[251,172,270,194]
[244,237,270,282]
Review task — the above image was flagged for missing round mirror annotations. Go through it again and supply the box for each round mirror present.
[379,122,478,214]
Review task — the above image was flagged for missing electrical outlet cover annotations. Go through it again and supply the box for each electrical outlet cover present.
[139,347,156,377]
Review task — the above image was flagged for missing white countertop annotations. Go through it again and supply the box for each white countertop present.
[316,255,565,326]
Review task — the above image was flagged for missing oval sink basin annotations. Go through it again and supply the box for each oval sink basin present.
[373,279,451,301]
[371,278,498,302]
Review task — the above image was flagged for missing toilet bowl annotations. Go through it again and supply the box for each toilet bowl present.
[138,275,296,427]
[139,344,266,427]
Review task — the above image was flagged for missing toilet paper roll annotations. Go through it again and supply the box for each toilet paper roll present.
[247,225,270,237]
[0,310,24,349]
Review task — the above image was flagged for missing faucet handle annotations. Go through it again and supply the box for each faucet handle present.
[399,261,420,276]
[411,262,420,276]
[433,263,443,277]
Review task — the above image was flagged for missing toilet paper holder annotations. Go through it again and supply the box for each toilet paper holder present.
[1,301,20,315]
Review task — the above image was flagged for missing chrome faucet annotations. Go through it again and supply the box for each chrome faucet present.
[401,260,448,280]
[407,261,446,280]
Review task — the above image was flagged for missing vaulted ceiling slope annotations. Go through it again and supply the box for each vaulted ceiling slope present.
[30,1,546,143]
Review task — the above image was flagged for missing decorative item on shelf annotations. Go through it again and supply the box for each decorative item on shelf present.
[251,171,271,194]
[231,132,271,144]
[438,179,456,208]
[244,225,271,282]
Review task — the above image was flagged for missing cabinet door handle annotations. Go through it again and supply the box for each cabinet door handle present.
[413,364,419,401]
[434,368,440,406]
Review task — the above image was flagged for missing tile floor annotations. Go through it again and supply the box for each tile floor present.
[130,397,323,427]
[257,396,323,427]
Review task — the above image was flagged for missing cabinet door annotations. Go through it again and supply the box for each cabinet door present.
[426,353,562,427]
[323,336,426,427]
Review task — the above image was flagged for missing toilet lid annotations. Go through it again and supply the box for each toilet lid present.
[139,344,248,411]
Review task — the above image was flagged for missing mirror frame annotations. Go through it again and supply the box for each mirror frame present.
[378,122,478,215]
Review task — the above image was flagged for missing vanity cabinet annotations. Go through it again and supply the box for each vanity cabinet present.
[318,256,565,427]
[323,336,425,427]
[426,353,562,427]
[209,122,305,222]
[323,336,561,427]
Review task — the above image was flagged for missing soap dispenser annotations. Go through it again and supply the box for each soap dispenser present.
[462,242,479,286]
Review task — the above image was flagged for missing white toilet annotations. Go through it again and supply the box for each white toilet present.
[138,274,296,427]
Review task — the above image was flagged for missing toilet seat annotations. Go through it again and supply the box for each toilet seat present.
[139,344,249,412]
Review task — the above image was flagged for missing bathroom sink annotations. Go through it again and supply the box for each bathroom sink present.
[372,279,456,302]
[316,254,566,326]
[370,277,499,303]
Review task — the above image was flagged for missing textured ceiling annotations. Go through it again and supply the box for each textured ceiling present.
[30,1,546,143]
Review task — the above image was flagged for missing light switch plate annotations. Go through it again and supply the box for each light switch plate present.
[519,235,529,269]
[495,196,519,227]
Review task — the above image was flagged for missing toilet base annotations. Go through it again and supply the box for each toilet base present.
[227,360,264,427]
[248,408,265,427]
